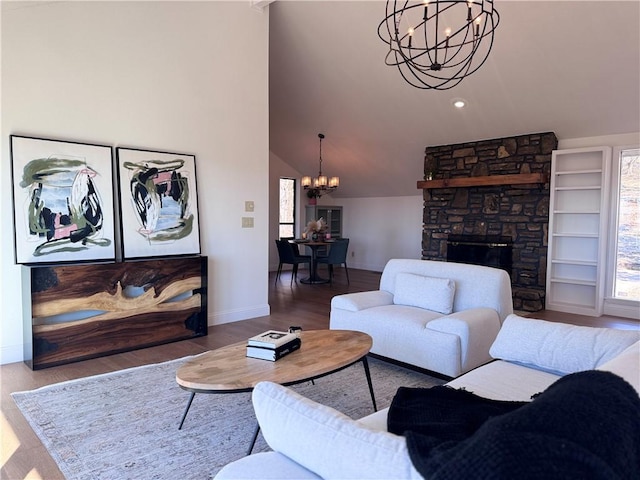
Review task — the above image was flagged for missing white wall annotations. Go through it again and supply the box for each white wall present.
[1,1,270,364]
[339,196,424,272]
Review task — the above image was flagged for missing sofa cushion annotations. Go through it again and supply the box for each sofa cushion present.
[597,341,640,394]
[215,452,320,479]
[446,360,561,401]
[393,273,455,315]
[490,314,640,374]
[251,381,421,480]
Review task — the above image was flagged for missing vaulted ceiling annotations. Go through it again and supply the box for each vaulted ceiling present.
[268,1,640,198]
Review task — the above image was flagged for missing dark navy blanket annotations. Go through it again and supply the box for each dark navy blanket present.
[388,370,640,479]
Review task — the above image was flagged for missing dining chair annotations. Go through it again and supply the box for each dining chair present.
[281,237,311,261]
[275,239,311,285]
[316,238,350,285]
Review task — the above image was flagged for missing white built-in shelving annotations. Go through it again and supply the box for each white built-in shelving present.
[546,147,611,316]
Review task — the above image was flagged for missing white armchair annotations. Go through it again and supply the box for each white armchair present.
[330,259,513,377]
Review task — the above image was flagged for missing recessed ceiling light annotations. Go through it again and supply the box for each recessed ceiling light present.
[452,98,466,109]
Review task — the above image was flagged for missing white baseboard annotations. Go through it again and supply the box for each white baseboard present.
[209,304,271,326]
[0,343,25,365]
[604,299,640,320]
[347,261,384,272]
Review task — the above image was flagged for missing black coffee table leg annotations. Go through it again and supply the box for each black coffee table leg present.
[178,391,196,430]
[361,356,377,411]
[247,423,261,455]
[179,390,259,457]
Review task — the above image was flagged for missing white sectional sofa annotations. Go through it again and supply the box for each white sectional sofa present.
[329,259,513,377]
[215,315,640,479]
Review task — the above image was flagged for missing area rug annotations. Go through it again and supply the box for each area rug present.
[12,355,445,479]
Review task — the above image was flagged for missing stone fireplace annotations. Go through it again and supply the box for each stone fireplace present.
[420,132,558,311]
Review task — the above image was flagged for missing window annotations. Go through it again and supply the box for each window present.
[610,147,640,301]
[279,178,296,238]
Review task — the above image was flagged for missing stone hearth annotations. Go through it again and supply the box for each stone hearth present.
[420,132,558,311]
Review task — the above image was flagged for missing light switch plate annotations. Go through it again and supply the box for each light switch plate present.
[245,201,255,212]
[242,217,254,228]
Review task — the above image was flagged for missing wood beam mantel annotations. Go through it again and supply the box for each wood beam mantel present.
[417,173,549,190]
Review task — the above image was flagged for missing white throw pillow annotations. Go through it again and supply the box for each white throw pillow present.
[251,381,421,480]
[393,273,456,315]
[490,314,640,374]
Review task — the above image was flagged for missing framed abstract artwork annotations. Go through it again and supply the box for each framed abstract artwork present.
[10,135,116,264]
[116,147,201,259]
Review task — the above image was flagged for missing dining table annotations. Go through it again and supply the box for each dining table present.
[293,239,333,284]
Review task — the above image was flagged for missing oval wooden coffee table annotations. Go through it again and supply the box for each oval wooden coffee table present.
[176,329,376,453]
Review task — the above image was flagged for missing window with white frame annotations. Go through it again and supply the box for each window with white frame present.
[608,146,640,303]
[279,178,296,238]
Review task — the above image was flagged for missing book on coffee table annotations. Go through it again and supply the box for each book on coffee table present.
[247,330,298,348]
[246,337,302,361]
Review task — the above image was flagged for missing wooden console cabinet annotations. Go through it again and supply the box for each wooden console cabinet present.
[23,256,208,369]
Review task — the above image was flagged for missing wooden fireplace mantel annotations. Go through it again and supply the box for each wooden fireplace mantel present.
[417,173,549,190]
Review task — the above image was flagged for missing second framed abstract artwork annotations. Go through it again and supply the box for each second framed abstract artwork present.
[116,147,201,260]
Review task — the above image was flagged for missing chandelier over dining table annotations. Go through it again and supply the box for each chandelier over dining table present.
[378,0,500,90]
[301,133,339,198]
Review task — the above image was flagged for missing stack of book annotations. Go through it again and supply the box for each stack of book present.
[246,330,302,361]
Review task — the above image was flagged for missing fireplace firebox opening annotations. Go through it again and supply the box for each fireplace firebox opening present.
[446,235,513,277]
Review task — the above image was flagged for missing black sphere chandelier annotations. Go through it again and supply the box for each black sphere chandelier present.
[378,0,500,90]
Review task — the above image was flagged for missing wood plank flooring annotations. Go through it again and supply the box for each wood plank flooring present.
[1,266,637,479]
